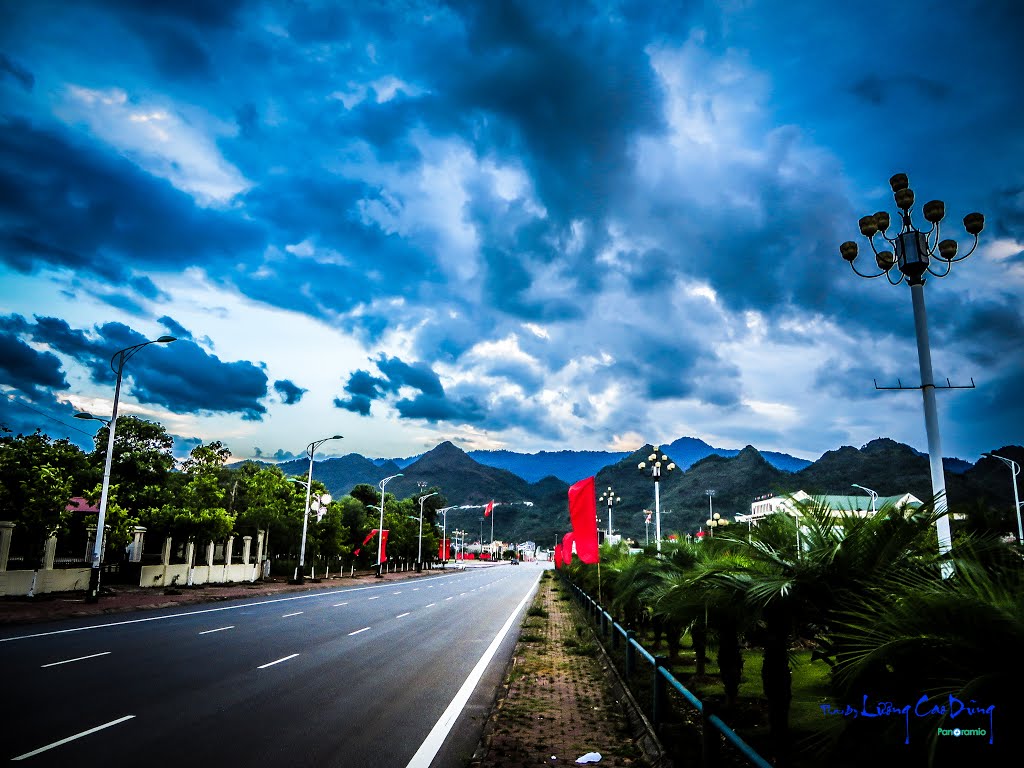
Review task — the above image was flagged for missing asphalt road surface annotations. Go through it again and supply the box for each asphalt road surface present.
[1,564,543,767]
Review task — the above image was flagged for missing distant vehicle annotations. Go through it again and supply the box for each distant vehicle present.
[509,557,519,565]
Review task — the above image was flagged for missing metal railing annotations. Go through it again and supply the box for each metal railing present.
[563,577,773,768]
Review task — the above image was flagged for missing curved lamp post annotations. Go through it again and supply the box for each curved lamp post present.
[841,172,984,573]
[74,334,176,603]
[983,453,1022,544]
[638,447,675,553]
[417,486,438,572]
[294,435,342,584]
[437,506,457,568]
[851,483,879,515]
[598,486,621,538]
[376,473,403,577]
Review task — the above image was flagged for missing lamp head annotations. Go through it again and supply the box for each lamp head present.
[963,212,985,236]
[922,200,945,223]
[840,241,859,262]
[637,461,646,470]
[331,434,344,440]
[894,187,915,210]
[156,336,177,343]
[889,173,909,192]
[858,215,878,237]
[938,239,958,260]
[873,211,891,232]
[875,251,895,271]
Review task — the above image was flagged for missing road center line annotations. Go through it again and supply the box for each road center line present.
[368,596,381,601]
[257,653,299,669]
[198,626,234,635]
[40,651,111,668]
[333,602,348,607]
[396,612,411,618]
[282,611,303,617]
[348,627,371,636]
[406,572,541,768]
[445,597,454,601]
[425,603,436,608]
[12,715,135,760]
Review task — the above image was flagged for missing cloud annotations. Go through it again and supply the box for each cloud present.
[0,53,34,91]
[10,315,270,420]
[273,379,307,405]
[158,315,194,341]
[0,326,69,398]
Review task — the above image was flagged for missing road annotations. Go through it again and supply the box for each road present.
[1,563,543,767]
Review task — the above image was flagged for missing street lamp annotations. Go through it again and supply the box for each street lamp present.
[417,486,438,572]
[851,483,879,515]
[295,435,342,584]
[638,446,675,553]
[706,489,716,521]
[74,334,176,603]
[377,473,403,577]
[983,453,1023,544]
[598,486,621,538]
[437,506,457,568]
[841,172,984,573]
[706,512,730,537]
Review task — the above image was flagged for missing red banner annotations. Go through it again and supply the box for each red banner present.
[380,529,389,562]
[484,500,494,517]
[439,538,451,561]
[354,528,378,556]
[568,476,599,564]
[562,532,575,565]
[554,543,563,569]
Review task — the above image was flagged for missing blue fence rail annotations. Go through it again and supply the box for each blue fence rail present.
[564,578,773,768]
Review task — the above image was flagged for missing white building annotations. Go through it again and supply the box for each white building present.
[737,491,923,527]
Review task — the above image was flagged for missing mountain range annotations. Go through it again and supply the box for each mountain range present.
[258,437,1022,547]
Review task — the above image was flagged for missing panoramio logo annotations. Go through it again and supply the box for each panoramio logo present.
[937,727,988,738]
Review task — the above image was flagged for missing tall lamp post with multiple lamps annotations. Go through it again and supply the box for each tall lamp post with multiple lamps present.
[74,334,176,603]
[417,483,438,572]
[294,435,342,584]
[841,172,984,571]
[706,513,729,537]
[983,453,1022,544]
[598,486,620,539]
[638,447,675,553]
[376,473,403,577]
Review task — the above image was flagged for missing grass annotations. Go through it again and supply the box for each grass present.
[527,605,549,618]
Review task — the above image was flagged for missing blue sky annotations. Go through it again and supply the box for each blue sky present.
[1,0,1022,465]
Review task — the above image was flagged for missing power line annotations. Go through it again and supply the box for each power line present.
[1,392,97,438]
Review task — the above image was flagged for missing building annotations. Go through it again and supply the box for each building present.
[737,491,923,527]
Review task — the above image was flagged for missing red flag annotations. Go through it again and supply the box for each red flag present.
[568,476,599,564]
[439,538,451,561]
[380,529,389,562]
[562,532,575,564]
[484,500,494,517]
[354,529,378,556]
[554,543,563,569]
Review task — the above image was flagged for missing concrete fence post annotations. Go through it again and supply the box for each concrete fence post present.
[129,526,146,563]
[242,536,252,566]
[0,521,16,571]
[161,536,172,566]
[43,536,57,570]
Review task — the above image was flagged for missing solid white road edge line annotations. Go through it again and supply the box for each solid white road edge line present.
[405,572,541,768]
[257,653,299,669]
[12,715,135,760]
[40,651,111,668]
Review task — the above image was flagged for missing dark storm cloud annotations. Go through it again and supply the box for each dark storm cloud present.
[0,116,263,286]
[0,392,96,451]
[394,392,486,423]
[273,379,307,405]
[158,316,194,341]
[334,394,373,416]
[0,329,69,397]
[376,355,444,397]
[939,298,1024,367]
[95,0,245,28]
[12,315,270,420]
[0,53,34,91]
[849,74,950,106]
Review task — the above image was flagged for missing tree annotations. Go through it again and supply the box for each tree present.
[160,441,235,543]
[91,416,174,515]
[0,429,81,568]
